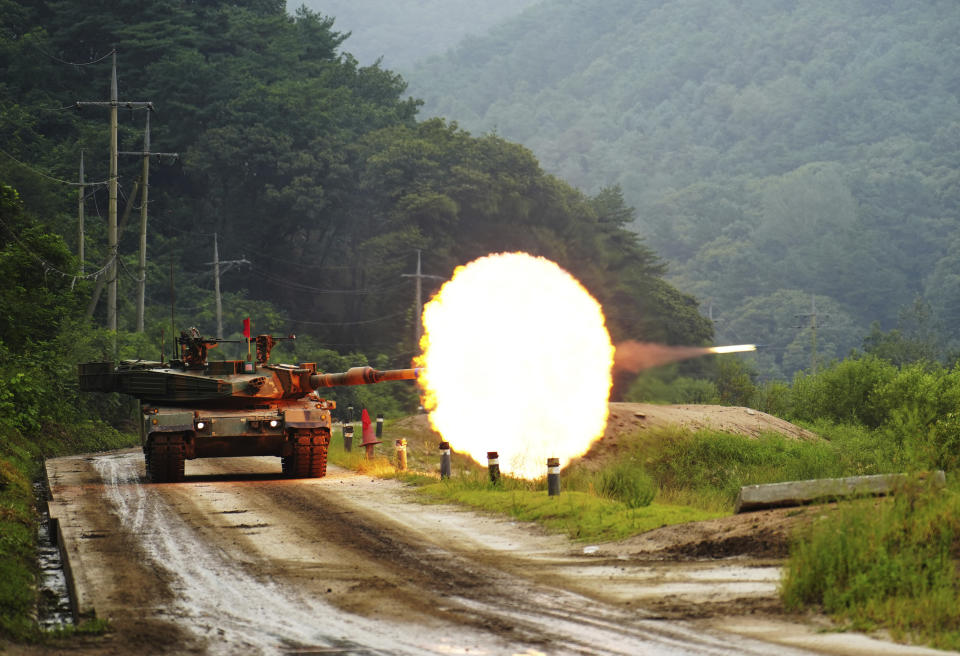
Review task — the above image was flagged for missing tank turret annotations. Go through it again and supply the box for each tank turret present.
[79,329,420,483]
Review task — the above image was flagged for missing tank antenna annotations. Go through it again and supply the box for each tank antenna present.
[169,257,176,352]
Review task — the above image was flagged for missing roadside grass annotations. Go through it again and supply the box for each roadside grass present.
[415,471,723,541]
[782,478,960,650]
[0,456,35,640]
[0,421,135,643]
[636,422,900,511]
[328,416,901,541]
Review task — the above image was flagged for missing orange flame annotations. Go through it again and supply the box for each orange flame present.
[415,253,614,479]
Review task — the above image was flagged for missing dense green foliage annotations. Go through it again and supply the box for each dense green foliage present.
[1,0,711,369]
[408,0,960,378]
[783,481,960,650]
[296,0,538,69]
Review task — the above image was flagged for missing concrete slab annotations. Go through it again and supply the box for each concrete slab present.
[735,471,946,513]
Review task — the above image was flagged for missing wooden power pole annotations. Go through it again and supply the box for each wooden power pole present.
[401,250,444,346]
[75,51,152,336]
[119,112,177,332]
[209,233,249,338]
[77,151,85,273]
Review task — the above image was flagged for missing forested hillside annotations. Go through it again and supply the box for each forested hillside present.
[0,0,711,393]
[408,0,960,379]
[292,0,538,69]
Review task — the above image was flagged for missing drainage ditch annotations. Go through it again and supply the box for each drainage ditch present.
[33,480,73,629]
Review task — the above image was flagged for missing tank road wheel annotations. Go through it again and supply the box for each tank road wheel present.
[147,434,185,483]
[286,429,330,479]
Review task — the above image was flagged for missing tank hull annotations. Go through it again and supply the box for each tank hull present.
[140,398,334,483]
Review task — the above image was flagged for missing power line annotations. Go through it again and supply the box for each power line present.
[0,214,114,283]
[249,263,409,295]
[277,310,408,326]
[252,251,355,270]
[0,147,110,187]
[162,223,217,237]
[24,39,115,67]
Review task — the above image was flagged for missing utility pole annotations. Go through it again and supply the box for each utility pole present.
[85,178,140,320]
[75,51,152,337]
[401,250,444,346]
[119,111,178,333]
[136,116,149,333]
[77,151,85,273]
[795,294,828,375]
[209,233,249,339]
[214,233,221,339]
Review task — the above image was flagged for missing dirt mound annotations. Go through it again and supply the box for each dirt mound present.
[606,402,817,441]
[608,504,838,560]
[568,402,817,472]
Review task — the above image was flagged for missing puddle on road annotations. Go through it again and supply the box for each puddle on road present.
[552,559,782,603]
[33,480,73,629]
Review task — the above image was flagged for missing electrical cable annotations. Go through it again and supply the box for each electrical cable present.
[278,310,408,326]
[0,147,110,187]
[0,214,116,283]
[252,251,355,270]
[249,263,409,295]
[24,40,115,67]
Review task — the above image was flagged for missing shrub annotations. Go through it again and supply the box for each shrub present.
[755,380,792,418]
[624,372,718,404]
[790,355,897,426]
[870,363,960,430]
[596,461,656,508]
[716,357,756,406]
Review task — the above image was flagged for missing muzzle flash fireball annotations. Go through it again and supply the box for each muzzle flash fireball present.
[415,252,614,480]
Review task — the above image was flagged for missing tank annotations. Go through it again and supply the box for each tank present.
[78,328,419,483]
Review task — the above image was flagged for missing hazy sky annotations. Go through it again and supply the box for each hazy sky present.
[292,0,540,70]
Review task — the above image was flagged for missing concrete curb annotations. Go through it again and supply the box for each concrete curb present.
[45,460,97,622]
[735,470,947,513]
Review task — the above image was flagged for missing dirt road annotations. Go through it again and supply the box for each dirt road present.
[42,450,948,656]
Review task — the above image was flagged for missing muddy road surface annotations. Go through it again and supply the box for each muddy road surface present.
[42,450,947,656]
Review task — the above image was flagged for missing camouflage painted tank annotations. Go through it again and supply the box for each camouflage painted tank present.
[79,329,419,483]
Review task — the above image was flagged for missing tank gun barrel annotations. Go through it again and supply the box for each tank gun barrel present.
[310,366,420,388]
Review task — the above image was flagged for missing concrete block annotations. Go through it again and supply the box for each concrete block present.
[734,470,946,513]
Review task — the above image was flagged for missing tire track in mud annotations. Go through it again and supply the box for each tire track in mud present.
[261,485,812,656]
[87,452,820,655]
[92,453,456,655]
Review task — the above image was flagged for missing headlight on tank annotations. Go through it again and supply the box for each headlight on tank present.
[195,420,208,432]
[268,419,281,429]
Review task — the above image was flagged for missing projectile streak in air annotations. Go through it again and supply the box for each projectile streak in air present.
[707,344,757,354]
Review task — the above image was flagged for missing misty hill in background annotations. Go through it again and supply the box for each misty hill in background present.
[291,0,538,69]
[407,0,960,379]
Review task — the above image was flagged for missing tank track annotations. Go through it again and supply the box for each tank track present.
[146,433,186,483]
[283,428,330,479]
